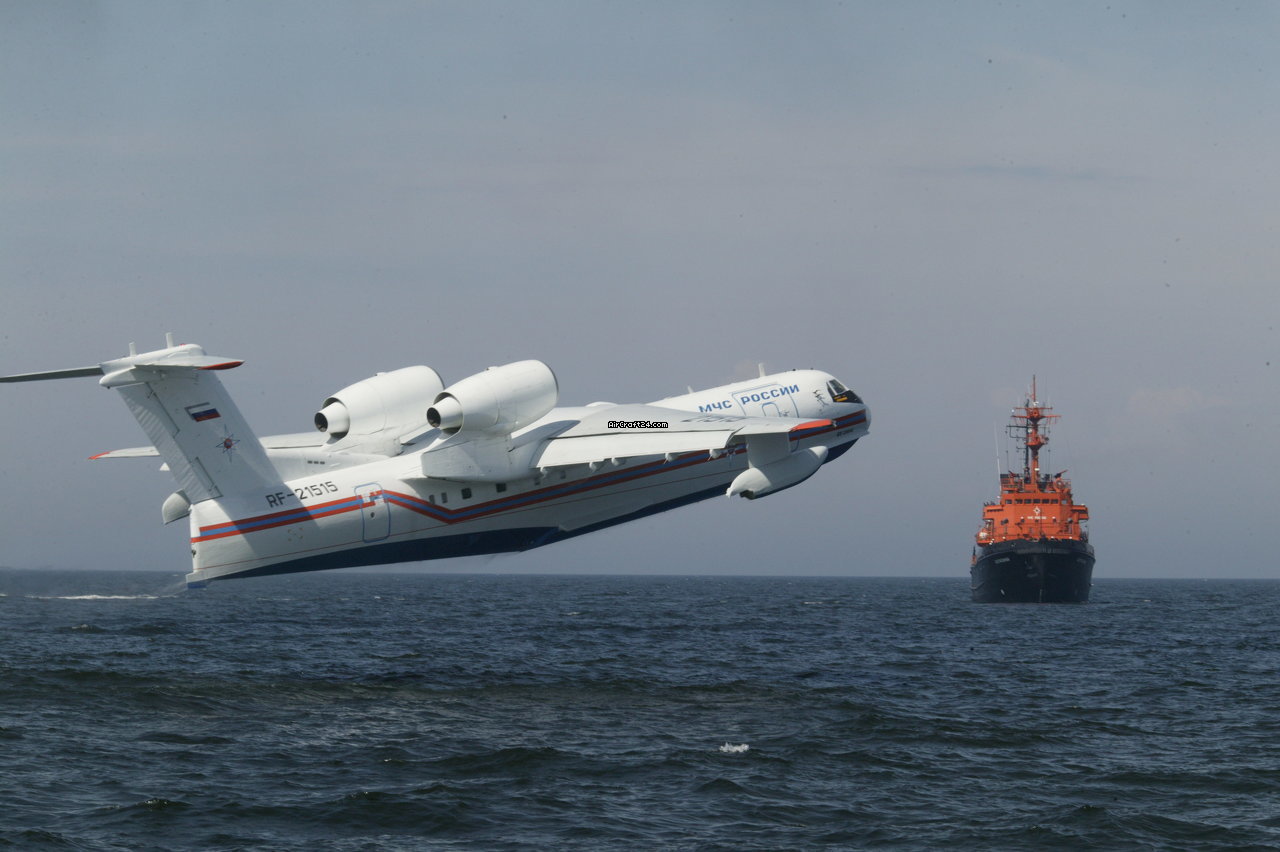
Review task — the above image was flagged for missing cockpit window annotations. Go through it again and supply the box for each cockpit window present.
[827,379,862,404]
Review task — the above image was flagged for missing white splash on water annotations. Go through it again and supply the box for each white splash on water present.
[31,594,166,601]
[719,742,750,754]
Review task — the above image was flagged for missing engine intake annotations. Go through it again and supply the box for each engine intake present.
[427,360,557,437]
[315,365,444,441]
[313,401,350,436]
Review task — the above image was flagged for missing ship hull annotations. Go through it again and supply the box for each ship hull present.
[971,539,1095,603]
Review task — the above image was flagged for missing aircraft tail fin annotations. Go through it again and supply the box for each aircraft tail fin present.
[2,336,286,503]
[99,341,285,503]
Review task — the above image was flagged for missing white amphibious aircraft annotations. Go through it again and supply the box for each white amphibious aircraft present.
[2,336,869,588]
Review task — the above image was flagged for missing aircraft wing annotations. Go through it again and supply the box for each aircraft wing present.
[258,431,331,450]
[532,404,833,468]
[90,431,328,461]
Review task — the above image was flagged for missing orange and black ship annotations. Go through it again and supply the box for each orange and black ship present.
[971,380,1094,603]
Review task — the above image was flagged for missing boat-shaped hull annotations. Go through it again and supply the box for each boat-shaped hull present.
[971,538,1095,603]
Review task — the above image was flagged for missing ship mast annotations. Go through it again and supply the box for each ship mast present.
[1013,376,1058,492]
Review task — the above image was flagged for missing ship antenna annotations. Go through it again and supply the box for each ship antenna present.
[1027,378,1040,487]
[994,422,1002,484]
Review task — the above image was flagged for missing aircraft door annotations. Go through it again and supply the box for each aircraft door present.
[736,383,800,417]
[356,483,390,542]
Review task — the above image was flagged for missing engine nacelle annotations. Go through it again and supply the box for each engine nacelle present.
[427,360,557,437]
[726,445,828,500]
[315,365,445,441]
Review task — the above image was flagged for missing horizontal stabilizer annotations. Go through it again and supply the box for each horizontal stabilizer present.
[0,365,103,383]
[90,446,160,460]
[2,341,239,385]
[101,356,243,382]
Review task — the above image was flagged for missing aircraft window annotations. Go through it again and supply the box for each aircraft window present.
[428,494,435,504]
[461,487,472,500]
[440,493,448,505]
[496,483,507,493]
[826,379,863,404]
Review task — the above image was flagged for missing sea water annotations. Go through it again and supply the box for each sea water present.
[2,569,1279,850]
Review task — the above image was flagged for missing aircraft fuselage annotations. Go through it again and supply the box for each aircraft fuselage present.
[187,370,868,585]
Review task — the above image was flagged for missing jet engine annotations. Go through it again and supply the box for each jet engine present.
[315,365,445,441]
[427,360,557,437]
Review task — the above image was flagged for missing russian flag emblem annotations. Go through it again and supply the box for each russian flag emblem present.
[186,403,221,422]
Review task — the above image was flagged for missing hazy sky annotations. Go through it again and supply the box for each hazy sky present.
[2,2,1277,578]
